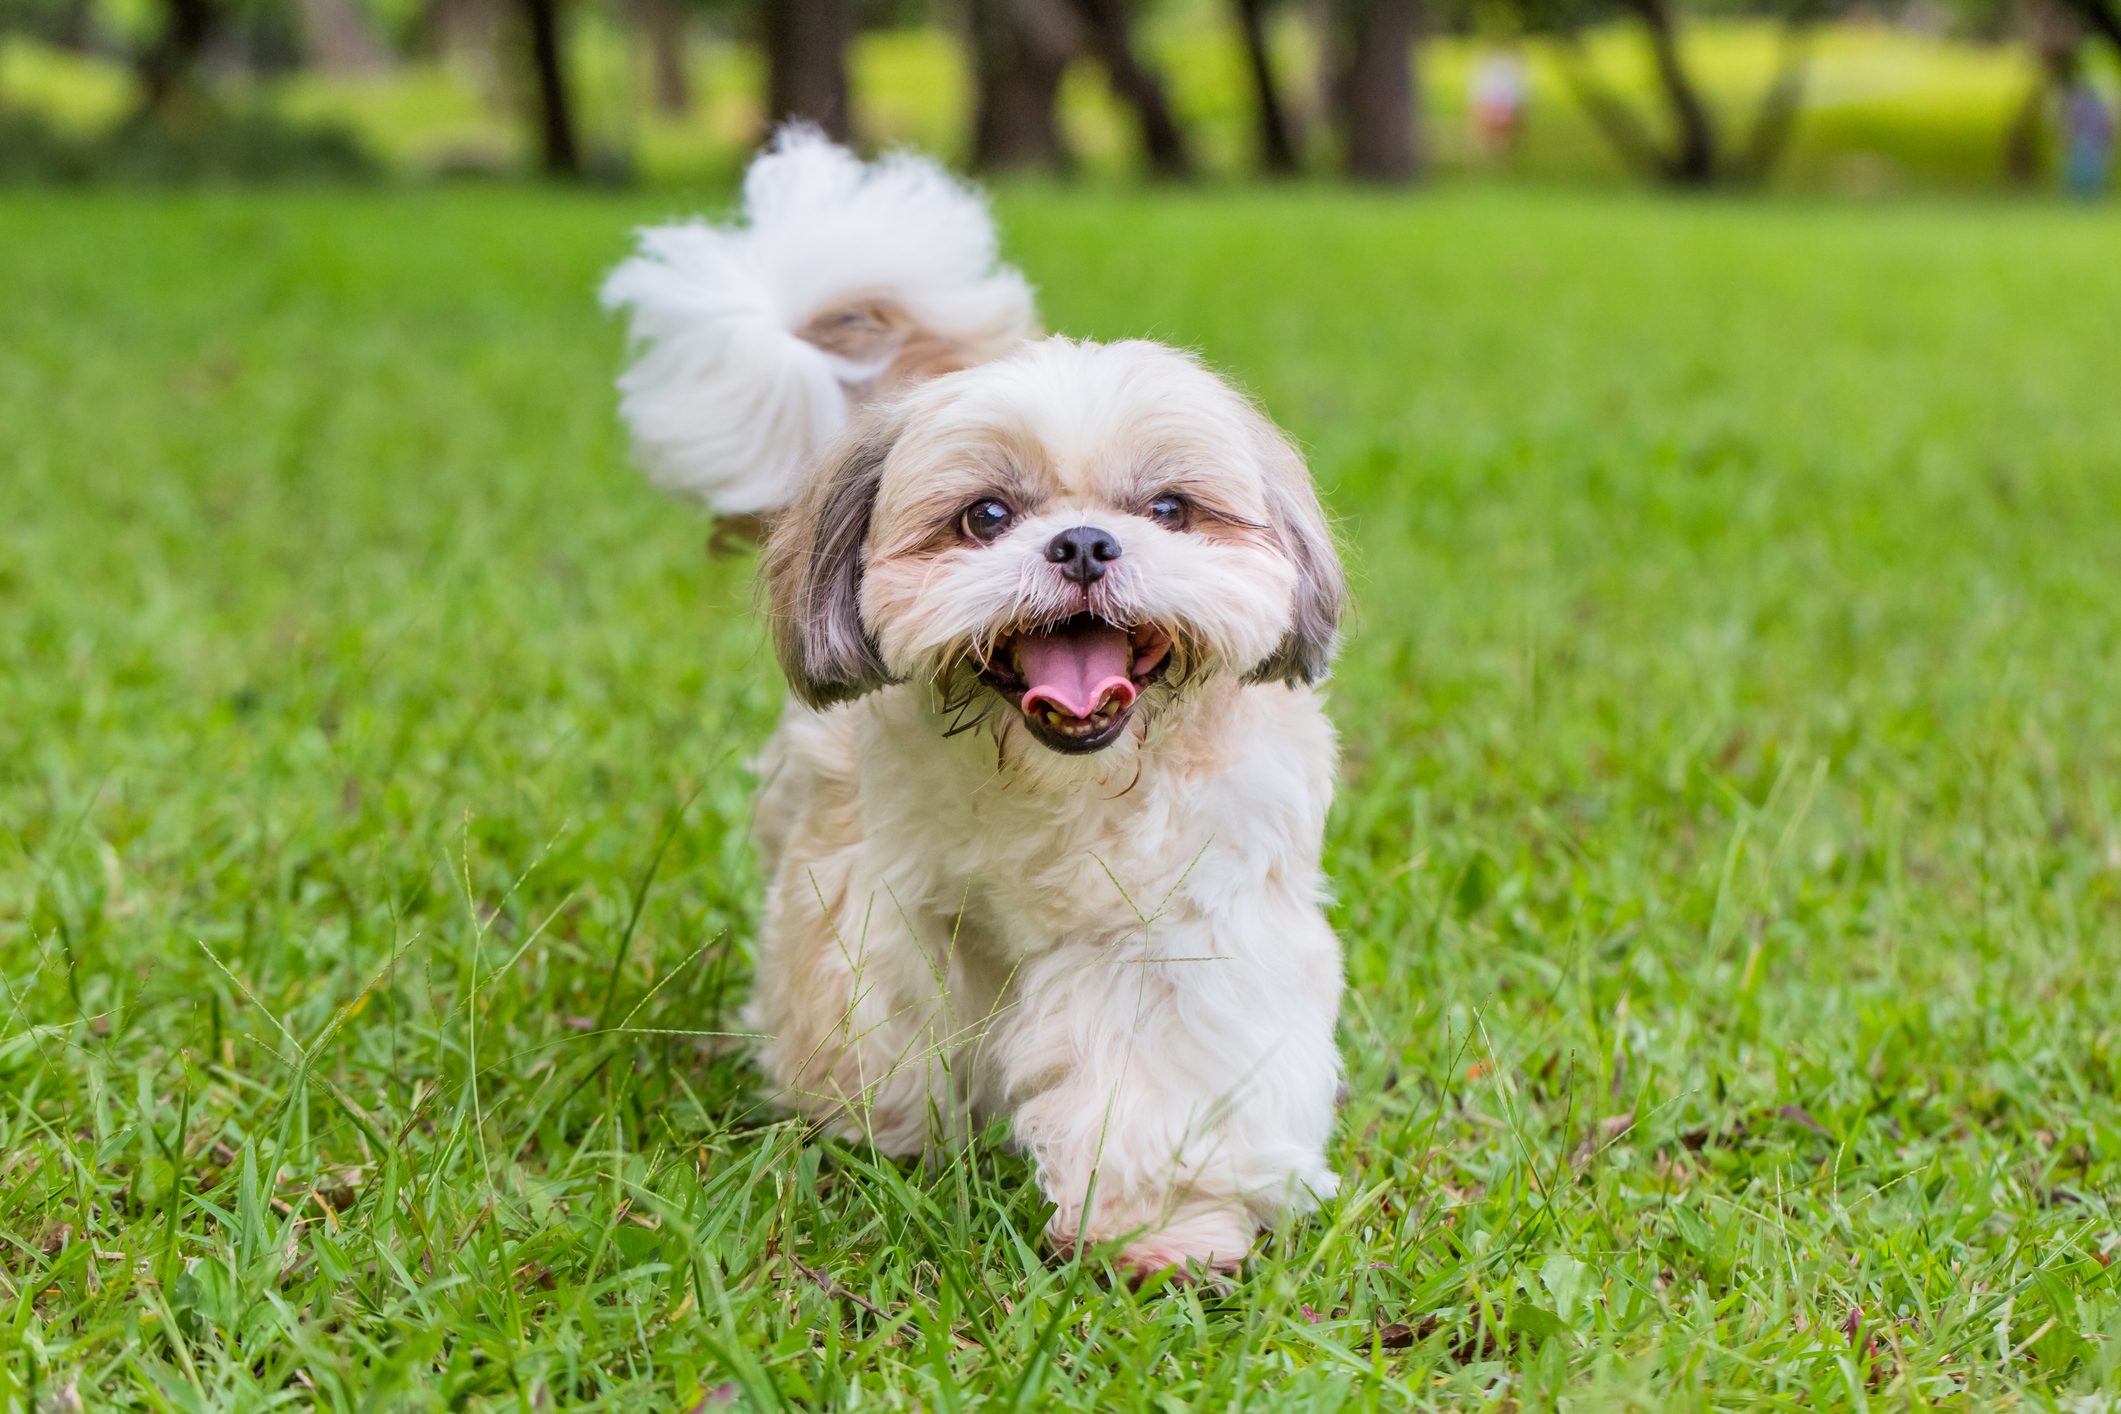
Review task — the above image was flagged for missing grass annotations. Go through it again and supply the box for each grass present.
[3,14,2103,191]
[4,182,2121,1409]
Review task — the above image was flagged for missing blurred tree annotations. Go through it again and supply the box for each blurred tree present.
[633,0,692,115]
[1,0,101,49]
[417,0,498,62]
[2004,0,2081,181]
[1332,0,1421,180]
[1233,0,1303,173]
[968,0,1077,171]
[517,0,581,175]
[2055,0,2121,56]
[1064,0,1193,175]
[135,0,221,116]
[1515,0,1824,186]
[766,0,853,138]
[295,0,389,70]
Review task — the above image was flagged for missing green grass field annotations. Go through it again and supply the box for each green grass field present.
[5,185,2121,1408]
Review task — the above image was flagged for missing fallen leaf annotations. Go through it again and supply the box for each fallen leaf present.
[1376,1321,1417,1349]
[315,1171,360,1212]
[1572,1112,1634,1165]
[1779,1104,1830,1137]
[1448,1316,1503,1362]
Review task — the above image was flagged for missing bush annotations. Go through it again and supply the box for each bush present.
[0,105,381,184]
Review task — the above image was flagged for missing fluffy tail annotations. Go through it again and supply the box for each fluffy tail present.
[600,128,1036,518]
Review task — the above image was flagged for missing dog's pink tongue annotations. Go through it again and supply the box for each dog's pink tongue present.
[1019,622,1137,719]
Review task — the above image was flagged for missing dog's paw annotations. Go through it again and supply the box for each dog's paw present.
[1113,1206,1254,1283]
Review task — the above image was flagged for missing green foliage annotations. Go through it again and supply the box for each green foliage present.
[0,106,380,181]
[0,15,2087,191]
[3,184,2121,1407]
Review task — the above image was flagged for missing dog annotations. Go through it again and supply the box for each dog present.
[601,130,1347,1276]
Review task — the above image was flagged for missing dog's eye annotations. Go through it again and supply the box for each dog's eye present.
[1146,494,1188,530]
[960,498,1015,543]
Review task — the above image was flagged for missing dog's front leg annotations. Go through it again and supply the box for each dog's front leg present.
[990,899,1343,1278]
[750,846,984,1157]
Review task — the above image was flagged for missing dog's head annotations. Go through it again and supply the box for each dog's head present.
[763,338,1343,755]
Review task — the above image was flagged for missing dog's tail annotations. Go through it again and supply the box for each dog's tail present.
[600,127,1036,519]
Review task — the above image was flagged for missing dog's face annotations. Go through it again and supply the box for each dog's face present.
[765,338,1343,755]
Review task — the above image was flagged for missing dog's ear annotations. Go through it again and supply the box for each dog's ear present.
[763,408,901,706]
[1243,416,1346,687]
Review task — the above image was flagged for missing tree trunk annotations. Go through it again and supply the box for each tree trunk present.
[969,0,1076,172]
[2006,0,2086,183]
[1550,32,1665,180]
[518,0,581,177]
[1730,15,1818,184]
[295,0,387,73]
[135,0,219,117]
[2055,0,2121,58]
[2003,74,2053,183]
[1234,0,1301,174]
[1335,0,1419,182]
[1065,0,1193,177]
[633,0,691,116]
[54,0,98,50]
[1618,0,1716,184]
[765,0,852,141]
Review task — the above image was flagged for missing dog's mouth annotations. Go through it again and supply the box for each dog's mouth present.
[975,613,1176,754]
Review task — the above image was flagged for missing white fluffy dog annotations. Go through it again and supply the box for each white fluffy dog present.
[602,130,1346,1276]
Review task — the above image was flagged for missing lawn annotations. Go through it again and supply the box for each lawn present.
[4,184,2121,1409]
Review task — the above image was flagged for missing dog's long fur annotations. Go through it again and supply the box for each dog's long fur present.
[603,130,1346,1275]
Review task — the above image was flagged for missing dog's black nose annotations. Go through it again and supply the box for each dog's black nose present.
[1046,526,1122,584]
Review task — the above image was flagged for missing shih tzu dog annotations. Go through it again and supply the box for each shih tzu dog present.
[601,130,1346,1276]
